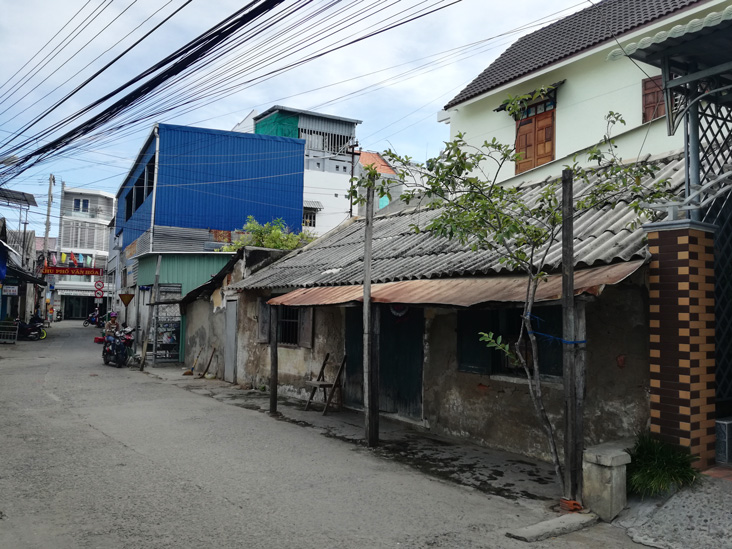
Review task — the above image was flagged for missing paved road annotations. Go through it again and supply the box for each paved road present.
[0,322,639,548]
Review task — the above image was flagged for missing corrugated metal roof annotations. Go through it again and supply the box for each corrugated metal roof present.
[233,152,685,291]
[304,200,324,210]
[445,0,702,110]
[268,260,643,307]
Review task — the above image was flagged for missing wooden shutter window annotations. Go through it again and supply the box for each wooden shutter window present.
[298,307,314,349]
[257,297,270,343]
[515,108,554,175]
[642,75,665,123]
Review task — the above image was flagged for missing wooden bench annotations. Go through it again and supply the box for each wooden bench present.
[304,353,346,415]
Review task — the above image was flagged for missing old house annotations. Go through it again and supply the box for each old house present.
[220,0,732,469]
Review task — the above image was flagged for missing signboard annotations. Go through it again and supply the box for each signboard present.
[94,290,104,298]
[42,266,103,276]
[57,290,96,296]
[94,298,103,304]
[119,293,135,307]
[94,280,104,290]
[2,286,18,296]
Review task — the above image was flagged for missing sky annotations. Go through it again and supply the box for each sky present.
[0,0,587,238]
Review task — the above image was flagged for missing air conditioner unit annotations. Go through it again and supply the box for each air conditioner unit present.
[716,417,732,463]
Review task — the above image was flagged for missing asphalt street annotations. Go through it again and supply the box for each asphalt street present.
[0,322,642,548]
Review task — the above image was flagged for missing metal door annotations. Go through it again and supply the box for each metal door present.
[224,300,237,383]
[344,304,424,419]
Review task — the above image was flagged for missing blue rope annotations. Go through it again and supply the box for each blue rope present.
[528,331,586,345]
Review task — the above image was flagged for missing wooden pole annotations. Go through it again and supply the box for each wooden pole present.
[575,298,587,502]
[139,254,161,371]
[363,180,379,447]
[269,304,279,414]
[561,168,578,501]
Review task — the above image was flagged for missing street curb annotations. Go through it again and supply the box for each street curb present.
[505,512,599,542]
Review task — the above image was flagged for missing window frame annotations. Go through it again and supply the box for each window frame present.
[456,305,563,378]
[303,208,317,228]
[514,99,556,175]
[642,75,666,123]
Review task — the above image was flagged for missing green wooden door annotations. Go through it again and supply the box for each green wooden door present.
[344,305,423,419]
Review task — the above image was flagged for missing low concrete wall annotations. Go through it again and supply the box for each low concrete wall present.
[237,291,346,398]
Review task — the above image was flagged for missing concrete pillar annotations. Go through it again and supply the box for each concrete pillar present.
[582,440,632,522]
[644,220,717,468]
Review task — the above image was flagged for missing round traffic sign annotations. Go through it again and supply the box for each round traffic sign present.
[94,280,105,290]
[94,290,104,298]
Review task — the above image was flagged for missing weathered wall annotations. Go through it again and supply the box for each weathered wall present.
[423,281,649,462]
[236,291,346,398]
[184,298,225,378]
[583,283,650,445]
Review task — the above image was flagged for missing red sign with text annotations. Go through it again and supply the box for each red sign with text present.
[42,266,103,276]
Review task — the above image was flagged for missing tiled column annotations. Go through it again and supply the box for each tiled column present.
[645,220,717,468]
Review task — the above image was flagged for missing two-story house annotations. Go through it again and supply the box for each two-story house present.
[111,122,305,363]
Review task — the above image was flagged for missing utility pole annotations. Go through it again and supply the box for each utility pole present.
[561,168,580,502]
[363,173,379,447]
[42,174,55,321]
[348,143,360,218]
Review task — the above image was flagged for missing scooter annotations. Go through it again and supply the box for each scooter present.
[102,326,134,367]
[83,312,101,327]
[15,318,47,340]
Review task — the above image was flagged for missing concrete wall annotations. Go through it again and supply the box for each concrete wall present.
[230,280,648,464]
[236,291,346,398]
[184,297,225,378]
[422,281,649,462]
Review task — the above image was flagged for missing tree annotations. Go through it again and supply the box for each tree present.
[220,216,315,251]
[349,92,673,496]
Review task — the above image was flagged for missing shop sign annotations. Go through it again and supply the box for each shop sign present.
[2,286,19,296]
[42,267,103,276]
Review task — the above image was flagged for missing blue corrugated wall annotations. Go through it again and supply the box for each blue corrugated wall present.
[116,124,305,249]
[117,140,156,248]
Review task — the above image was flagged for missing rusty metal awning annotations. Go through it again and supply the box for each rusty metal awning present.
[267,260,644,307]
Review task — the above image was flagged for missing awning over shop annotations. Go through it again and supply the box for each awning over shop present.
[7,265,46,286]
[267,260,644,307]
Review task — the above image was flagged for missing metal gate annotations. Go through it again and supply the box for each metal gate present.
[152,284,182,364]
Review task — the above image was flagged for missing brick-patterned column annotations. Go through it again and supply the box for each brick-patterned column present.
[645,221,716,468]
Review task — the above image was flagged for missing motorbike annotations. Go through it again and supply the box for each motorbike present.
[83,312,101,327]
[15,318,47,340]
[102,326,135,367]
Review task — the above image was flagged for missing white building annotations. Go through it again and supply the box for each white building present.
[440,0,730,184]
[235,106,361,236]
[53,185,115,319]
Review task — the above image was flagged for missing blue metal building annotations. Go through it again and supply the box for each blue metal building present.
[115,123,305,250]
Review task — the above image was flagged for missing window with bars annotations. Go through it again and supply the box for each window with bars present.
[278,306,300,345]
[303,208,317,228]
[642,75,666,123]
[256,299,313,348]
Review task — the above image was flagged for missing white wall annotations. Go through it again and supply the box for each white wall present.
[303,169,353,235]
[447,0,728,185]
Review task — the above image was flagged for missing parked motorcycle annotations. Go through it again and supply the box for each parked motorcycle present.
[102,326,135,367]
[15,318,47,340]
